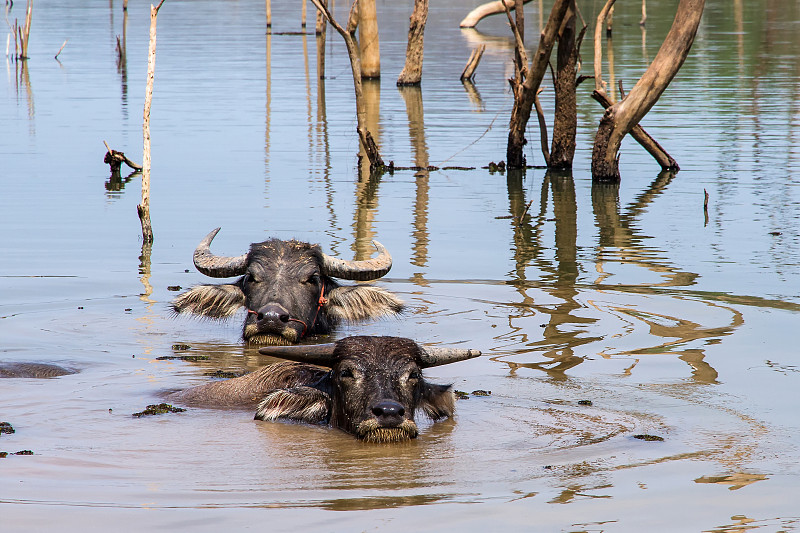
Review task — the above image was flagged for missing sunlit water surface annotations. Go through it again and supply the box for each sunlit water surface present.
[2,0,800,531]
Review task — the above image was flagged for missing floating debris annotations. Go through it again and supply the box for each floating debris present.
[167,285,182,291]
[578,399,593,406]
[1,450,35,457]
[0,422,14,435]
[471,390,491,396]
[633,434,664,442]
[454,390,470,400]
[156,355,210,362]
[171,344,191,351]
[156,355,209,362]
[132,403,186,417]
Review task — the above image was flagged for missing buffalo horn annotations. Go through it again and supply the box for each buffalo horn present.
[417,347,482,368]
[258,343,338,367]
[320,240,393,281]
[192,228,248,278]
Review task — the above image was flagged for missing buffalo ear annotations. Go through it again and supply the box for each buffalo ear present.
[255,386,331,424]
[325,285,404,322]
[171,283,245,318]
[418,382,455,421]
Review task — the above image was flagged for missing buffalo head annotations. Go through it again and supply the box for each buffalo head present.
[255,336,481,443]
[171,229,403,345]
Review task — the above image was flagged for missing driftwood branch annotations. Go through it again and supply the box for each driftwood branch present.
[460,44,485,81]
[103,140,143,172]
[502,1,528,75]
[459,0,533,28]
[310,0,384,170]
[54,39,67,60]
[593,0,616,97]
[533,89,549,166]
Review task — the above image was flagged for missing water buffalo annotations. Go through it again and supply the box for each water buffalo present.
[0,362,77,378]
[168,336,481,443]
[171,229,404,345]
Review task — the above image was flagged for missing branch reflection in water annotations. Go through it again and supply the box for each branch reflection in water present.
[494,169,732,382]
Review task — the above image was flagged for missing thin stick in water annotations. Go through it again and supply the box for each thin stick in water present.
[54,39,67,59]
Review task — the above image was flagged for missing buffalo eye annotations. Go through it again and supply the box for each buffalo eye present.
[407,370,421,382]
[303,273,321,285]
[339,368,354,379]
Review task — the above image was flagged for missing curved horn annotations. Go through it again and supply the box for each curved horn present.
[320,240,393,281]
[258,343,338,367]
[417,347,482,368]
[192,228,248,278]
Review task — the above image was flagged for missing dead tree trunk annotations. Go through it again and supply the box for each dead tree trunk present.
[13,0,33,60]
[505,0,571,169]
[311,0,384,170]
[397,0,428,86]
[549,0,583,170]
[140,0,166,243]
[591,0,703,181]
[359,0,380,79]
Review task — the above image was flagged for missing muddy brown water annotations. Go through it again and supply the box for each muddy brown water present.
[2,0,800,531]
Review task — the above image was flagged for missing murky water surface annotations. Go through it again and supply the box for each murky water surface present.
[2,0,800,530]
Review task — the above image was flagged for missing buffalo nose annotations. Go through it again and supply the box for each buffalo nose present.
[372,400,405,419]
[256,304,290,324]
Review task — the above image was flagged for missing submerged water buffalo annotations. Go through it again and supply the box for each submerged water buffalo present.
[172,229,404,345]
[168,336,481,443]
[0,362,77,378]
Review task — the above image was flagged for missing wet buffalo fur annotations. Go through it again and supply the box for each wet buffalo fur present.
[171,239,403,344]
[168,337,456,443]
[166,361,328,408]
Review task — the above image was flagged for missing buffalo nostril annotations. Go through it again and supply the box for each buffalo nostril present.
[372,401,405,418]
[255,304,291,325]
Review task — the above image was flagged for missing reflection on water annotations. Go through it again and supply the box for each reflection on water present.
[695,472,768,491]
[3,0,800,529]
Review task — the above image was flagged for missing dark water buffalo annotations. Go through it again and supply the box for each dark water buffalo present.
[168,336,481,443]
[0,362,77,378]
[171,228,404,345]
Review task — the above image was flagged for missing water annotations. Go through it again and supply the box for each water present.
[2,0,800,530]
